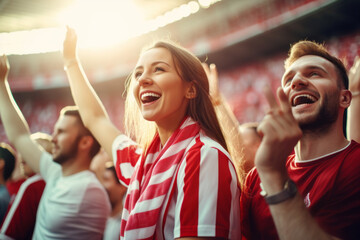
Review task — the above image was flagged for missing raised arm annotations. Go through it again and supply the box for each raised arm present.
[62,27,121,156]
[203,63,246,182]
[256,86,339,240]
[0,55,43,173]
[347,56,360,142]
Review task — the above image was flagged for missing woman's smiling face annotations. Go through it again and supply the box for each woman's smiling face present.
[132,47,191,126]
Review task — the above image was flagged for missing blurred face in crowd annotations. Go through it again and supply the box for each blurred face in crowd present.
[281,55,341,132]
[132,47,192,127]
[102,168,124,205]
[20,136,53,177]
[19,157,33,177]
[91,149,126,206]
[51,115,82,165]
[90,148,109,181]
[239,125,261,173]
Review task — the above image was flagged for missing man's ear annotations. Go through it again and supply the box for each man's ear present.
[340,89,351,108]
[185,84,197,99]
[78,136,94,150]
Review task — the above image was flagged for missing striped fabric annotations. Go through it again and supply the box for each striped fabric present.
[112,117,241,239]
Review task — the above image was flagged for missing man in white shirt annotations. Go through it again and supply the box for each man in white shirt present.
[0,55,110,240]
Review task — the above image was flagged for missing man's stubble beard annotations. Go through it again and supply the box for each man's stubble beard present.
[53,135,81,165]
[298,90,339,135]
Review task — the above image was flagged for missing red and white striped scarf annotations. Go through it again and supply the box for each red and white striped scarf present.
[120,117,200,239]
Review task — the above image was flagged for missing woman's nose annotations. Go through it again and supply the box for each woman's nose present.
[137,73,153,86]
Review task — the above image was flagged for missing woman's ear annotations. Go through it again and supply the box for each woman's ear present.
[340,89,351,108]
[185,84,197,99]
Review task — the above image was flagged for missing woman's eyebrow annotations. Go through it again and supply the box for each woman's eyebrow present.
[134,61,171,71]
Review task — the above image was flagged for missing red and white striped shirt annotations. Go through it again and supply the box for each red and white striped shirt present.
[112,117,241,239]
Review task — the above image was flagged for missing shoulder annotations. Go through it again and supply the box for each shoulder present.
[59,171,103,195]
[112,134,141,153]
[112,134,142,167]
[73,171,103,189]
[335,140,360,171]
[180,132,238,182]
[22,174,44,186]
[82,180,110,213]
[346,140,360,156]
[17,175,45,196]
[82,172,108,196]
[39,152,61,181]
[39,151,53,165]
[186,131,231,160]
[182,132,234,174]
[244,168,261,190]
[336,141,360,182]
[71,172,109,206]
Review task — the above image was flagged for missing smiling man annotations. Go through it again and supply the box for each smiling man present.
[241,41,360,240]
[0,55,110,239]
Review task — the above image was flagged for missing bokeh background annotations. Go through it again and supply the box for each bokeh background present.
[0,0,359,141]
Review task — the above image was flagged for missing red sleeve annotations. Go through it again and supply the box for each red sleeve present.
[112,135,142,186]
[240,169,256,240]
[240,168,278,240]
[0,178,45,240]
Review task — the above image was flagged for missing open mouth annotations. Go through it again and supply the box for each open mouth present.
[292,94,317,107]
[140,92,161,104]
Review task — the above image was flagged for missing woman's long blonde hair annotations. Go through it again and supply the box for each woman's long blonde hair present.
[124,40,227,151]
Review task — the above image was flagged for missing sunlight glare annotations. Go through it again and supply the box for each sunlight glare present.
[57,0,145,48]
[1,0,222,55]
[0,28,65,55]
[199,0,221,9]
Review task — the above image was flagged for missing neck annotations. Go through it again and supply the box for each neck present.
[295,121,349,161]
[156,115,187,146]
[61,156,90,176]
[111,199,123,217]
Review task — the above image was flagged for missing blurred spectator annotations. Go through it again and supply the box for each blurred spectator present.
[0,143,15,222]
[102,162,126,240]
[239,122,261,174]
[5,154,26,205]
[0,132,51,240]
[347,55,360,142]
[0,55,110,239]
[91,149,127,240]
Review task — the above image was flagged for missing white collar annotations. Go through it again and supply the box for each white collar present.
[295,141,351,163]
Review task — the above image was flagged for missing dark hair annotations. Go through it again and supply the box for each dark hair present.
[105,162,120,185]
[285,40,348,89]
[60,106,101,158]
[0,143,16,181]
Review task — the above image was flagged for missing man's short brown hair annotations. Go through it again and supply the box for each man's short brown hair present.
[285,40,348,89]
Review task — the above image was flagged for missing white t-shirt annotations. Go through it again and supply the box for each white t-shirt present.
[103,213,122,240]
[32,152,111,240]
